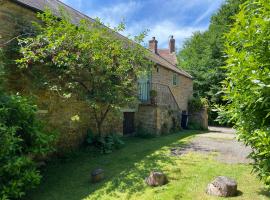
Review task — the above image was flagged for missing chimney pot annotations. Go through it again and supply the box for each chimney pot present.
[149,36,158,54]
[169,35,175,53]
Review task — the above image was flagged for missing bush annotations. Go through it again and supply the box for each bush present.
[149,90,157,98]
[221,0,270,187]
[86,129,125,154]
[0,93,56,199]
[188,97,208,113]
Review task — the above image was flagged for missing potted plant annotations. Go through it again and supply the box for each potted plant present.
[150,90,157,105]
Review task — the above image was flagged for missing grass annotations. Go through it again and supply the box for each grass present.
[26,130,269,200]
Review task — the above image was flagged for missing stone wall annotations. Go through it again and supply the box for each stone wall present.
[157,106,181,134]
[0,1,123,152]
[189,108,208,130]
[36,91,123,151]
[0,0,39,44]
[135,105,157,134]
[152,64,193,111]
[136,104,181,135]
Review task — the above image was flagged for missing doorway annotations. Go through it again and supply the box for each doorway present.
[123,112,135,135]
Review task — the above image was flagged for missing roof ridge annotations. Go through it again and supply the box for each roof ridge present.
[53,0,94,21]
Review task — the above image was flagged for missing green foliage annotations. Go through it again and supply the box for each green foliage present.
[221,0,270,187]
[178,0,244,124]
[0,49,5,86]
[188,97,208,113]
[86,129,125,154]
[16,10,151,136]
[0,92,56,199]
[149,90,157,98]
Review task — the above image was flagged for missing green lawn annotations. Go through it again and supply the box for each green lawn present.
[26,131,269,200]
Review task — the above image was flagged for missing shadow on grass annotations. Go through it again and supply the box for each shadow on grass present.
[26,130,198,200]
[236,190,243,197]
[258,189,270,198]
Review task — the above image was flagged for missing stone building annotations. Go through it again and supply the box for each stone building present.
[0,0,193,150]
[135,36,193,134]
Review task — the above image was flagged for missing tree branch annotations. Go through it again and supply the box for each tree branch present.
[73,78,92,94]
[99,104,111,126]
[0,33,33,47]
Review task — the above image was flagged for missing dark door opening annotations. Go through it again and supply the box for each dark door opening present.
[123,112,135,135]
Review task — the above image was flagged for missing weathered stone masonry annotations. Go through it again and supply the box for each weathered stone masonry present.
[0,1,123,151]
[1,0,194,150]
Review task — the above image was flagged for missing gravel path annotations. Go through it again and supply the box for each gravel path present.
[171,126,252,164]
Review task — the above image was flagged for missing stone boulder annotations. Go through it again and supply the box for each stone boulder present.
[91,168,104,183]
[206,176,237,197]
[145,171,168,187]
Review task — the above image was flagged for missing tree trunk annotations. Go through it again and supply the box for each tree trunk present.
[93,105,111,137]
[97,121,102,137]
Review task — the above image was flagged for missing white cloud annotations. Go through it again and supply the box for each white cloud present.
[94,0,220,48]
[149,22,207,49]
[193,0,223,25]
[88,1,142,27]
[124,20,207,49]
[60,0,222,49]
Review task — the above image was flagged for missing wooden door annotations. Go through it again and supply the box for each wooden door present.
[123,112,135,135]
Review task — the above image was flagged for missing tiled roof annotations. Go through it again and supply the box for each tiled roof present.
[148,51,192,78]
[157,49,178,66]
[13,0,192,79]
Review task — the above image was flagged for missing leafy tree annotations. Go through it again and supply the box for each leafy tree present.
[17,10,150,136]
[220,0,270,187]
[178,0,244,124]
[0,93,56,199]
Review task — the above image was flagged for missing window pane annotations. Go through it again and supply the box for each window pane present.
[172,73,176,85]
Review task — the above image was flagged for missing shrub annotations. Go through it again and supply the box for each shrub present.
[86,129,125,154]
[0,93,56,199]
[188,97,208,113]
[149,90,157,98]
[220,0,270,187]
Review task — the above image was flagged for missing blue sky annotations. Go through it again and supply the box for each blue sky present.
[61,0,224,49]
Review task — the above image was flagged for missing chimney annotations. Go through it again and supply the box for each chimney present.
[169,35,175,53]
[149,37,158,54]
